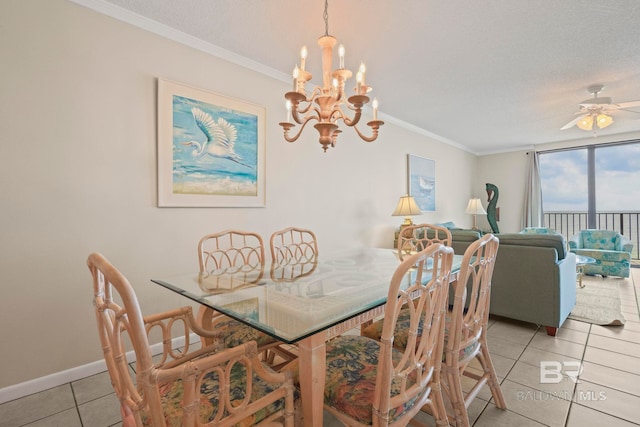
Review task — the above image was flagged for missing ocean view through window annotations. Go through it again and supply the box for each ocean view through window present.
[539,141,640,259]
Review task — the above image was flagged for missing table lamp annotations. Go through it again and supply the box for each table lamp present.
[392,195,422,227]
[465,197,487,230]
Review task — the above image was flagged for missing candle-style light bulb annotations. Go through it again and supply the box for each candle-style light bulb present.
[372,98,379,120]
[300,46,308,71]
[338,44,345,69]
[286,100,292,123]
[356,71,363,94]
[359,62,366,86]
[292,66,300,91]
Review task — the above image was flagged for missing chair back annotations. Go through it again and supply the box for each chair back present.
[198,230,265,273]
[446,233,499,362]
[88,253,154,424]
[579,229,623,251]
[270,227,318,264]
[397,223,452,259]
[374,244,454,422]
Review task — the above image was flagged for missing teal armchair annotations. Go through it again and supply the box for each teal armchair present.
[568,229,633,278]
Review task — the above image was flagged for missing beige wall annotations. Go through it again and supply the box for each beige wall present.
[475,150,530,233]
[0,0,477,390]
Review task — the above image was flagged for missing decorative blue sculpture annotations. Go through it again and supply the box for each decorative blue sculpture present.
[486,183,500,234]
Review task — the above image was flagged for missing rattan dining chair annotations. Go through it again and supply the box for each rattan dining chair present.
[441,233,506,426]
[198,230,265,274]
[397,223,452,260]
[323,244,454,427]
[269,227,319,282]
[197,230,296,369]
[88,252,297,427]
[362,233,505,426]
[269,227,319,264]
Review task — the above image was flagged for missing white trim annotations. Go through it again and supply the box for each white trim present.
[68,0,289,84]
[0,335,190,404]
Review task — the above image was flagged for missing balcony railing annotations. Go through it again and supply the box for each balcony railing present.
[544,211,640,260]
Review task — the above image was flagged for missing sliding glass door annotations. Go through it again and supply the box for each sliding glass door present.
[538,141,640,259]
[539,148,589,232]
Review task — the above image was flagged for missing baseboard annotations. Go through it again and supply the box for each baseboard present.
[0,335,190,405]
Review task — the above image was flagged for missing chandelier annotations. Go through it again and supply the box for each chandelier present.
[278,0,384,152]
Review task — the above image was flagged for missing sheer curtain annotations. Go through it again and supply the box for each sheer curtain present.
[522,151,544,228]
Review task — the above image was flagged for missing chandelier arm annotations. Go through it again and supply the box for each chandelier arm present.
[294,100,316,116]
[291,104,320,124]
[327,106,346,122]
[341,109,363,127]
[281,116,317,143]
[352,121,384,143]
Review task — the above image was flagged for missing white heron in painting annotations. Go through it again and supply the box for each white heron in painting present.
[181,107,253,169]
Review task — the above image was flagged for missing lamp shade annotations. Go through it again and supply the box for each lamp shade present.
[464,198,487,215]
[392,195,422,216]
[576,114,594,131]
[392,195,422,226]
[596,113,613,129]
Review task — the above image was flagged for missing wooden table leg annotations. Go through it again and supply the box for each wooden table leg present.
[577,265,585,288]
[196,306,216,346]
[298,331,327,427]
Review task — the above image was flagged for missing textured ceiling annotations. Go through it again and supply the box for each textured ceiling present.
[78,0,640,154]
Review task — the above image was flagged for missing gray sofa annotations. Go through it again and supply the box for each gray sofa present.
[456,232,577,336]
[450,229,482,254]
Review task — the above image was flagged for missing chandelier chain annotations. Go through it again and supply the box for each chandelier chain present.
[323,0,329,36]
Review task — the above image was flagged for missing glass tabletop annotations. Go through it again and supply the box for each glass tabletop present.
[576,254,596,265]
[152,248,463,344]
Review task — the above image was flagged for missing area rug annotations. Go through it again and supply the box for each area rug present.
[568,278,626,326]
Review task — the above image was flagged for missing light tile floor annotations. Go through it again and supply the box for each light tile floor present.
[1,269,639,427]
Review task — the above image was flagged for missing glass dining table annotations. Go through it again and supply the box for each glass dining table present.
[152,247,463,426]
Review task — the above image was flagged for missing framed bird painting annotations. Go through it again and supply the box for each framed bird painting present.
[157,78,266,207]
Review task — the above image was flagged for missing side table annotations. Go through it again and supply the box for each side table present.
[575,255,596,288]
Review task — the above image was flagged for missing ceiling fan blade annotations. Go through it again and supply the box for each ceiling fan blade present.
[561,114,587,130]
[616,100,640,108]
[618,107,640,114]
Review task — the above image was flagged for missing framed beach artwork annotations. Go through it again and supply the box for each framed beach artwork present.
[157,79,266,207]
[408,154,436,212]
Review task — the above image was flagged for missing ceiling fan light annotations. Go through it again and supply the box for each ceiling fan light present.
[596,113,613,129]
[576,115,594,131]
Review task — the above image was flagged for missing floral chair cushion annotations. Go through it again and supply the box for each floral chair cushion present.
[361,308,477,362]
[324,335,419,425]
[143,362,292,427]
[213,316,277,348]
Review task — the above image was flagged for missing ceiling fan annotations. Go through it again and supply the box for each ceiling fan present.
[560,84,640,131]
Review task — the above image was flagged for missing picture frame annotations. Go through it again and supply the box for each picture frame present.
[407,154,436,212]
[157,78,266,207]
